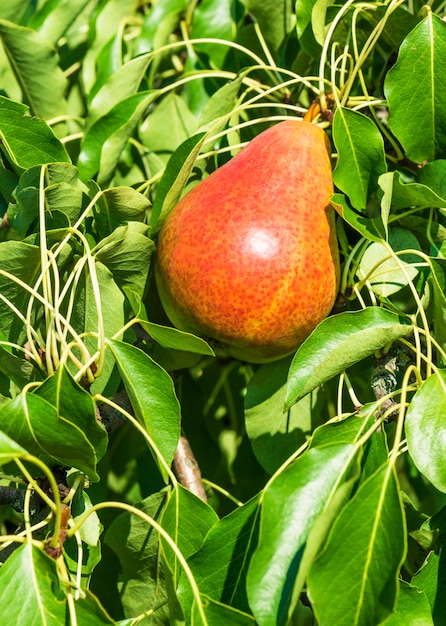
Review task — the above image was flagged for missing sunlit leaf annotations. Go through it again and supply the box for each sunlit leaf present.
[332,107,387,210]
[247,444,357,626]
[331,193,385,242]
[0,97,69,171]
[385,12,446,163]
[0,19,67,119]
[308,464,406,626]
[0,390,102,480]
[178,495,261,620]
[406,370,446,493]
[78,91,160,184]
[107,340,181,480]
[286,308,412,408]
[0,543,66,623]
[149,131,208,231]
[241,0,293,51]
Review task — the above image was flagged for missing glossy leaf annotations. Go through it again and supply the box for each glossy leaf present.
[0,390,103,480]
[139,320,215,356]
[385,12,446,163]
[286,308,412,408]
[332,107,387,210]
[405,370,446,493]
[0,20,67,119]
[247,444,357,626]
[149,131,208,230]
[71,260,126,396]
[331,193,385,242]
[0,542,66,623]
[0,97,70,171]
[107,340,181,479]
[36,366,108,464]
[412,550,446,624]
[308,464,406,626]
[161,484,219,581]
[140,92,198,158]
[93,222,154,299]
[177,495,261,619]
[78,91,159,184]
[31,0,91,44]
[87,54,151,127]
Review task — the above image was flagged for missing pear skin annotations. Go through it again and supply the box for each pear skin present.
[155,120,340,363]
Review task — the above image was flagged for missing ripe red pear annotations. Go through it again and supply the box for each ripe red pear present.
[154,120,340,363]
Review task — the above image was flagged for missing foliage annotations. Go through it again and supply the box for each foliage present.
[0,0,445,624]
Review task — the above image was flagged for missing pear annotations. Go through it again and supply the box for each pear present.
[154,120,340,363]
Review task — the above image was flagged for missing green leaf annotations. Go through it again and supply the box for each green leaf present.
[0,19,67,119]
[87,54,151,128]
[430,260,446,358]
[383,581,433,625]
[332,107,387,211]
[78,91,160,185]
[137,319,214,357]
[0,96,70,171]
[247,444,357,626]
[31,0,92,45]
[105,491,170,623]
[385,12,446,163]
[331,193,386,242]
[107,340,181,480]
[418,159,446,199]
[379,170,446,211]
[245,356,321,473]
[136,0,187,55]
[412,550,446,624]
[177,495,261,619]
[93,185,150,237]
[140,92,198,159]
[161,484,218,579]
[357,227,423,297]
[149,131,208,231]
[36,366,108,465]
[191,0,236,66]
[0,429,27,463]
[199,74,244,129]
[10,162,86,236]
[241,0,293,51]
[0,390,102,480]
[307,464,406,626]
[74,590,116,625]
[193,596,256,625]
[70,260,125,396]
[0,543,66,624]
[93,222,154,300]
[405,370,446,493]
[286,308,412,408]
